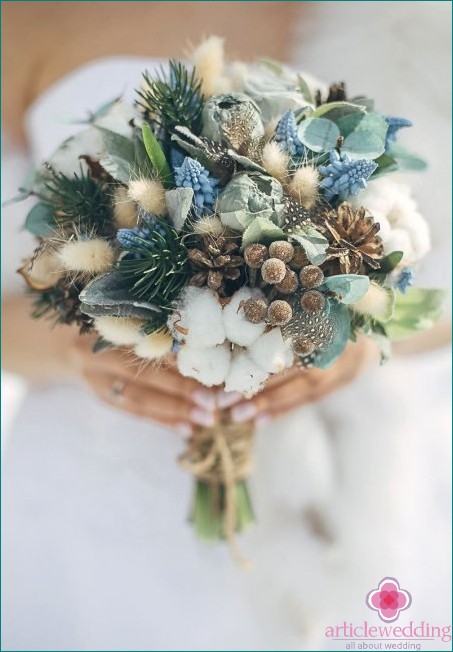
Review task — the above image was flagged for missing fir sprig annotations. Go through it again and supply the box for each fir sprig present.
[118,218,190,306]
[44,168,113,235]
[137,61,203,135]
[29,281,93,334]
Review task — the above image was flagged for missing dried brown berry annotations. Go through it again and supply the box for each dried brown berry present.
[267,300,293,326]
[293,337,316,356]
[275,269,299,294]
[244,243,269,269]
[242,297,268,323]
[301,290,325,312]
[268,240,294,263]
[299,265,324,288]
[261,258,287,284]
[289,246,309,270]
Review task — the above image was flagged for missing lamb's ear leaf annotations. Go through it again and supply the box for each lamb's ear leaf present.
[165,187,194,231]
[142,123,174,188]
[98,155,132,184]
[24,202,57,236]
[79,271,163,320]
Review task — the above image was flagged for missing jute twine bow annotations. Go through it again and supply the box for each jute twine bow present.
[178,410,254,568]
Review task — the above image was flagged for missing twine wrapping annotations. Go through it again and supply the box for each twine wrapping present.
[178,410,254,566]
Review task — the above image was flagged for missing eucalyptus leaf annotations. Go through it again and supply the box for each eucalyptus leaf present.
[142,123,174,188]
[341,113,388,159]
[313,301,350,369]
[165,187,194,231]
[80,271,163,320]
[372,153,398,177]
[96,127,135,162]
[385,288,445,340]
[386,143,427,171]
[312,101,365,123]
[289,225,329,265]
[99,155,132,184]
[297,118,340,153]
[3,167,39,207]
[322,274,370,304]
[24,203,56,236]
[241,217,285,247]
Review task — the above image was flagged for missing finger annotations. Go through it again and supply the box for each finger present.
[86,348,216,407]
[84,370,216,431]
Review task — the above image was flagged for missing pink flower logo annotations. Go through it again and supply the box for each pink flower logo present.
[366,577,412,622]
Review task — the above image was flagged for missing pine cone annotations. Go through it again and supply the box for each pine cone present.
[323,202,383,274]
[187,235,244,295]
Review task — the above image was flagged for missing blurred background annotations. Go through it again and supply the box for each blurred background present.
[2,2,451,650]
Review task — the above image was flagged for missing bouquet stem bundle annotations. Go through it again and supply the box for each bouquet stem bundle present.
[179,410,255,553]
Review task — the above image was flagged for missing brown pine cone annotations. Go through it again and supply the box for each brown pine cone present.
[187,235,244,295]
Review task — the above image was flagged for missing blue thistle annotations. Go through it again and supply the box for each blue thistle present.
[319,150,377,201]
[385,116,413,147]
[395,266,413,293]
[274,110,305,156]
[174,157,219,216]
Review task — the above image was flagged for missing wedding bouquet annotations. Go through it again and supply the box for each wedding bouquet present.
[15,38,443,550]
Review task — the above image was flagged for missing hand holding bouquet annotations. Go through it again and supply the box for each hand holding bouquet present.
[15,38,443,550]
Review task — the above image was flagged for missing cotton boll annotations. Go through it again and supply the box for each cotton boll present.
[113,186,138,228]
[353,177,431,264]
[249,328,294,374]
[289,166,319,209]
[49,128,105,177]
[192,36,225,96]
[193,215,225,237]
[95,316,143,346]
[134,330,173,360]
[224,350,268,397]
[168,287,226,347]
[94,101,139,137]
[177,343,231,387]
[127,179,166,214]
[353,283,394,320]
[58,239,115,274]
[261,142,289,183]
[223,288,266,347]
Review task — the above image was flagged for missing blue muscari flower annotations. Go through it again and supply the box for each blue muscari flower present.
[116,211,165,256]
[385,116,413,147]
[274,110,305,156]
[318,150,377,201]
[170,147,185,172]
[174,157,219,216]
[395,266,414,293]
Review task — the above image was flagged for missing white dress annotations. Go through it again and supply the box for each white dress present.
[2,5,451,650]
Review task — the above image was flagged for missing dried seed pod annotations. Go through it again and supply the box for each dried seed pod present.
[299,265,324,288]
[275,269,299,294]
[261,257,287,284]
[293,337,316,356]
[267,300,293,326]
[244,243,269,269]
[242,297,268,323]
[289,246,309,270]
[268,240,294,263]
[301,290,325,312]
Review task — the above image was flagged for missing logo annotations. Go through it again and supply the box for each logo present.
[366,577,412,623]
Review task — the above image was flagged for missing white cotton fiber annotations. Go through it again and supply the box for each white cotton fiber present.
[168,287,226,347]
[177,343,231,387]
[224,350,269,396]
[222,288,266,347]
[249,328,294,374]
